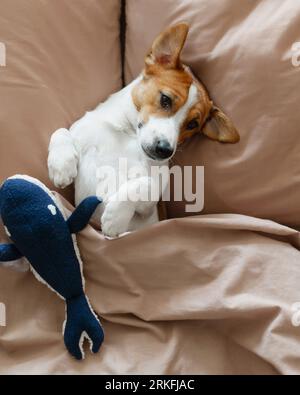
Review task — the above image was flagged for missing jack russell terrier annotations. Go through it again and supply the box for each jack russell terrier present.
[48,23,239,238]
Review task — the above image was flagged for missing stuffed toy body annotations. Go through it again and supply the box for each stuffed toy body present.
[0,175,104,360]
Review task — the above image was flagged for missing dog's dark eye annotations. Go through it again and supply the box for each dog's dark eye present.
[160,93,172,110]
[186,119,199,130]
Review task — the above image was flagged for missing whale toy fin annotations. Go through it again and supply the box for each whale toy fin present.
[0,244,23,262]
[64,294,104,360]
[67,196,102,234]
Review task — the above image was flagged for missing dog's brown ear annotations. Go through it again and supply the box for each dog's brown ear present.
[146,23,189,69]
[202,106,240,143]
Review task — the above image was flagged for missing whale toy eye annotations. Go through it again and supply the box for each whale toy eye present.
[47,204,57,216]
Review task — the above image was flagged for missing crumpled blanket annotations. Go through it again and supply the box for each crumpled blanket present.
[1,195,300,374]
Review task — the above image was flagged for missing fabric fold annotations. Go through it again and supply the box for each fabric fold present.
[2,195,300,374]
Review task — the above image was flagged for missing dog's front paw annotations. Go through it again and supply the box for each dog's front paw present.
[101,201,135,238]
[48,151,78,189]
[48,129,78,189]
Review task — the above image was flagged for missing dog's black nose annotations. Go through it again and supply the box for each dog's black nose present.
[155,140,174,159]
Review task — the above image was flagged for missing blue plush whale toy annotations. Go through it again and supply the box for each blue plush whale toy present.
[0,175,104,360]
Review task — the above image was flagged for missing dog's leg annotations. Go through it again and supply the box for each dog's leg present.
[48,128,79,189]
[101,176,161,237]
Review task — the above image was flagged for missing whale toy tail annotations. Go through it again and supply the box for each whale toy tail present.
[64,294,104,360]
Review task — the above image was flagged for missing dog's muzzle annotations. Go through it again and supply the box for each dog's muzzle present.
[143,139,174,161]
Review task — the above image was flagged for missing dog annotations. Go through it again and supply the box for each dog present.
[48,23,239,238]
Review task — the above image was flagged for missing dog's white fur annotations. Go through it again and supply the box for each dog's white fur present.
[48,75,199,237]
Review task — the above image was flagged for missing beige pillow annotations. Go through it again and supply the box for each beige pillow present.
[0,0,122,208]
[125,0,300,227]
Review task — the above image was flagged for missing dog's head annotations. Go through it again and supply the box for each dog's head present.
[132,23,240,161]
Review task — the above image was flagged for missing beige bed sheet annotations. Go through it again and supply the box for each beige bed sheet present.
[1,0,300,375]
[1,196,300,374]
[0,0,122,207]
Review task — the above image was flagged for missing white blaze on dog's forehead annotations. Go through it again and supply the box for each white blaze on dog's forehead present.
[173,83,199,125]
[48,204,57,216]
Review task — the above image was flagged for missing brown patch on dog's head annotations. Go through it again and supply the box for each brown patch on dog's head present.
[133,23,194,125]
[132,23,239,161]
[179,67,240,144]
